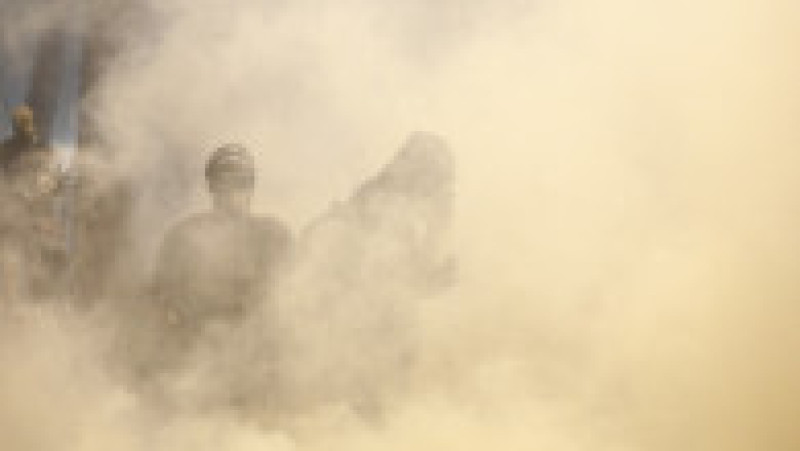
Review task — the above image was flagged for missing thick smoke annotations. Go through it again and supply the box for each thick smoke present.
[2,0,800,450]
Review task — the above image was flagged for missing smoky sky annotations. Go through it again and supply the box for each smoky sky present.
[1,0,800,450]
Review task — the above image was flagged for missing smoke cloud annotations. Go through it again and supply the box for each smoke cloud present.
[1,0,800,450]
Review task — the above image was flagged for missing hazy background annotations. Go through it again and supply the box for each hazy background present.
[1,0,800,450]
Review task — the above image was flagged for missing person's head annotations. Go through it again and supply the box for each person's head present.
[360,131,454,200]
[391,131,454,192]
[11,104,36,142]
[205,143,256,216]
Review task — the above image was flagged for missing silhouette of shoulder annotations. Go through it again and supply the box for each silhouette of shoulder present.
[161,211,291,258]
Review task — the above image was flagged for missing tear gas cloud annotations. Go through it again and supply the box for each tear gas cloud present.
[2,0,800,450]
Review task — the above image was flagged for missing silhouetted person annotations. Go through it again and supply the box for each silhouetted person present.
[68,151,135,306]
[0,105,64,302]
[286,132,456,420]
[142,144,291,413]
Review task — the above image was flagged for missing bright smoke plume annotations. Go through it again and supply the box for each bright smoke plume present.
[1,0,799,450]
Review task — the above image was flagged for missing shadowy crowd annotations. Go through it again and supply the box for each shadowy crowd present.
[0,104,455,425]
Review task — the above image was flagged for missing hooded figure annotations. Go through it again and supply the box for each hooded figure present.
[285,132,456,419]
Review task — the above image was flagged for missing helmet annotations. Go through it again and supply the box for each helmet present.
[11,104,36,137]
[11,104,34,123]
[205,143,255,190]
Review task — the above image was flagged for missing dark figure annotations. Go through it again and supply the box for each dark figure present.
[143,144,291,412]
[68,152,135,306]
[0,105,42,173]
[286,131,455,419]
[0,105,65,302]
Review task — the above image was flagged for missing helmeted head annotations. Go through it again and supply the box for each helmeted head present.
[205,143,256,216]
[11,104,36,142]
